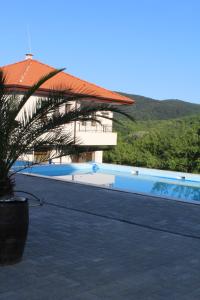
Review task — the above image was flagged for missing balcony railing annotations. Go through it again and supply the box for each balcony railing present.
[77,124,112,133]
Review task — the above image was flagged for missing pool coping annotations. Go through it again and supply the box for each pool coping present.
[18,171,200,206]
[98,163,200,182]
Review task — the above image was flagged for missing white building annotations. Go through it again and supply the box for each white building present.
[1,54,134,163]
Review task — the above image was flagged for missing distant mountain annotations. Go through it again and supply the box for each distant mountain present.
[117,92,200,120]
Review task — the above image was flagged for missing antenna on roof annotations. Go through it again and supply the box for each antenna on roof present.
[27,25,32,53]
[25,25,33,59]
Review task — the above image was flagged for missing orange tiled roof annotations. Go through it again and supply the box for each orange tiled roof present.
[1,58,134,104]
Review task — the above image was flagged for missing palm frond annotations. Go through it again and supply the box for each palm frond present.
[14,68,65,121]
[0,69,6,102]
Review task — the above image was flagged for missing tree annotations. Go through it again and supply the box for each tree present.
[104,114,200,173]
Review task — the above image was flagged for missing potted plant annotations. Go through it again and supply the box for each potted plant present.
[0,68,133,265]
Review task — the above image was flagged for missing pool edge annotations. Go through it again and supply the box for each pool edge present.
[17,172,200,206]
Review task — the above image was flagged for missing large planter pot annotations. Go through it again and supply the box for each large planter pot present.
[0,197,29,266]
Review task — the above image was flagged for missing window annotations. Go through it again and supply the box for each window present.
[53,107,59,117]
[82,120,87,126]
[65,104,71,114]
[101,111,110,117]
[91,112,96,126]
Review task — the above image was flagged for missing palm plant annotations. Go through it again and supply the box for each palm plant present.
[0,68,132,199]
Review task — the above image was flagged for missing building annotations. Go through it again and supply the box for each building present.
[1,54,134,163]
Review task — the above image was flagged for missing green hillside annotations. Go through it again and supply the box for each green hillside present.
[105,92,200,173]
[118,92,200,120]
[104,114,200,173]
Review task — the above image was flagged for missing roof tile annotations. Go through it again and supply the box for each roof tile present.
[1,59,134,104]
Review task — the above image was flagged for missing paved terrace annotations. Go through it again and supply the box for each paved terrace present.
[1,174,200,300]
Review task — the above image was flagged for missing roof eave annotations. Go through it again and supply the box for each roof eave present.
[5,84,135,105]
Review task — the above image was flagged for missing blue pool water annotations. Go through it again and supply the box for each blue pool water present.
[13,162,200,202]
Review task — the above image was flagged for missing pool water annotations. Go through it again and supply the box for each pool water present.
[14,162,200,202]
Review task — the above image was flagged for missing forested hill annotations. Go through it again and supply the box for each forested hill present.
[104,114,200,173]
[118,92,200,120]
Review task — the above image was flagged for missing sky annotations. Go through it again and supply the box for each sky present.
[0,0,200,104]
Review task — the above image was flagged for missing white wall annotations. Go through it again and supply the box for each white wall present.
[16,94,117,163]
[75,132,117,146]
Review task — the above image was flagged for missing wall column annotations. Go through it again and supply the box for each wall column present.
[92,151,103,163]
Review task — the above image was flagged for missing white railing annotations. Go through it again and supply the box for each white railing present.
[77,124,112,133]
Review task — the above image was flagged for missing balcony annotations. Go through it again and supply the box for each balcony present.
[75,124,117,146]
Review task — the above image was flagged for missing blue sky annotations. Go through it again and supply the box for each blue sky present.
[0,0,200,104]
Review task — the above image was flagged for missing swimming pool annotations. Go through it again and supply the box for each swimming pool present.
[14,162,200,203]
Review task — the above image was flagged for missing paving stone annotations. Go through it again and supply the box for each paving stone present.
[0,174,200,299]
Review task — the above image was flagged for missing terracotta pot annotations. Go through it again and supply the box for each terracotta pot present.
[0,197,29,265]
